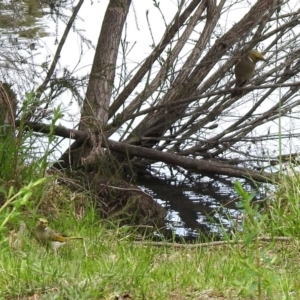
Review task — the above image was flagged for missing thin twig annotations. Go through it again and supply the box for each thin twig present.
[133,236,292,248]
[36,0,85,99]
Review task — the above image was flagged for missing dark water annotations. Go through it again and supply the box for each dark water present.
[138,174,267,241]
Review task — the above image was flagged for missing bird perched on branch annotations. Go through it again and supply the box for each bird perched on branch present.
[231,49,267,98]
[34,218,82,254]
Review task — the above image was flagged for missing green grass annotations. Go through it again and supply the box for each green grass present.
[2,165,300,299]
[1,208,300,300]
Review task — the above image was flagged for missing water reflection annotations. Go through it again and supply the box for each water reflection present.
[137,175,266,241]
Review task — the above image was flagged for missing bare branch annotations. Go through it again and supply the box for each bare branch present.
[17,120,278,183]
[36,0,85,99]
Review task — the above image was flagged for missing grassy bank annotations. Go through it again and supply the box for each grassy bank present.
[1,218,300,299]
[0,152,300,300]
[1,175,300,299]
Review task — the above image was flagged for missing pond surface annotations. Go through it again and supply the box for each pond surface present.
[138,175,268,241]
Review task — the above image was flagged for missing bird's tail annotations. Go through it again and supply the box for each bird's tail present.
[67,236,84,240]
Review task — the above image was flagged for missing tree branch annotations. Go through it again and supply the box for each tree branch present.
[36,0,85,99]
[16,120,278,183]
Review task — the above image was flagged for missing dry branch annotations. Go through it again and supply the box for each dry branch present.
[17,120,279,183]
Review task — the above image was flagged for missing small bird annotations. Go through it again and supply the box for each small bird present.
[34,218,82,254]
[231,49,267,97]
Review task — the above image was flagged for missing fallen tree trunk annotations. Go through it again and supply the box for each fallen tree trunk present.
[17,120,279,183]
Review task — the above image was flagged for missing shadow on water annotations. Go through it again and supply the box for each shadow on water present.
[137,174,268,242]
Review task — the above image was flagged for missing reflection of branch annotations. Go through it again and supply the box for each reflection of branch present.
[15,120,278,183]
[36,0,84,99]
